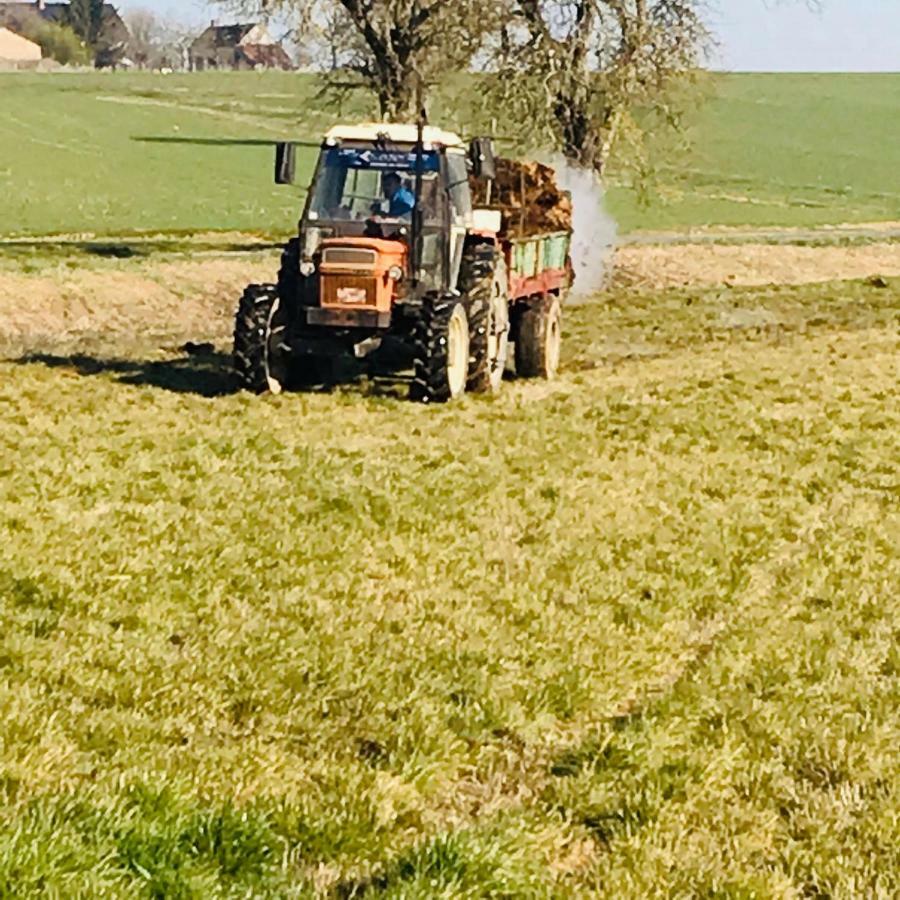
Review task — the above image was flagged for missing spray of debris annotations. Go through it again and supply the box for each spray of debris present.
[544,156,618,299]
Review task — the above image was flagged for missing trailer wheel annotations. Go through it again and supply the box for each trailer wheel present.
[515,294,562,380]
[233,284,293,395]
[464,245,510,394]
[411,296,470,404]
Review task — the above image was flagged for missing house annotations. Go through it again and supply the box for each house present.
[189,22,293,72]
[0,2,130,66]
[0,25,41,67]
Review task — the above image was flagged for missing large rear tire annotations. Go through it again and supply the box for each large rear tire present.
[233,284,292,395]
[515,294,562,380]
[411,296,470,404]
[463,243,510,394]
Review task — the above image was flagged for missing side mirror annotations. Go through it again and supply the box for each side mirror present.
[469,137,496,180]
[275,142,296,185]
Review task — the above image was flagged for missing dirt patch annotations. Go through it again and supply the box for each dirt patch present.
[627,221,900,244]
[1,239,898,356]
[614,242,900,289]
[0,255,277,356]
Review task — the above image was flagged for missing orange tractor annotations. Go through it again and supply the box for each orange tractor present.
[234,122,572,402]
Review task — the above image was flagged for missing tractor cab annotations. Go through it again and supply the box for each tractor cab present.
[282,124,477,298]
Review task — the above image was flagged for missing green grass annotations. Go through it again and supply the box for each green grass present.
[1,275,898,896]
[606,73,900,231]
[1,71,899,237]
[0,72,344,238]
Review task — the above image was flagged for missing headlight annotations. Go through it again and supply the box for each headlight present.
[388,265,404,282]
[303,227,331,259]
[300,260,316,277]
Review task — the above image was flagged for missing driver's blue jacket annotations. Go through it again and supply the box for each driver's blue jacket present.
[389,187,416,218]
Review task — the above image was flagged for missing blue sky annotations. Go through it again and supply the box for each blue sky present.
[117,0,900,72]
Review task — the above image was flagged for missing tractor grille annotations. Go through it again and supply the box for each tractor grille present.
[321,274,376,307]
[321,247,377,268]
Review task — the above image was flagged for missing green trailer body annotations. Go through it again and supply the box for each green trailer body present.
[504,231,572,299]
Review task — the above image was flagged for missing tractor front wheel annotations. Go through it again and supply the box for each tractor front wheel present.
[464,246,510,394]
[411,296,470,403]
[233,284,293,395]
[515,294,562,380]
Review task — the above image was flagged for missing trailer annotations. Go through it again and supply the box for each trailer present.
[504,230,570,379]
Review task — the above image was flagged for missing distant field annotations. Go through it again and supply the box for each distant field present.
[0,73,332,238]
[609,73,900,232]
[1,71,898,236]
[1,272,898,896]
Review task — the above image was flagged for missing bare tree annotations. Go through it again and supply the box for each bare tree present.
[68,0,105,47]
[124,9,195,70]
[492,0,711,173]
[319,4,354,71]
[218,0,502,119]
[126,8,161,68]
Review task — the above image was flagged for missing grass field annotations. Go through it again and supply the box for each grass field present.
[1,272,898,896]
[1,63,898,897]
[1,71,899,236]
[621,73,900,232]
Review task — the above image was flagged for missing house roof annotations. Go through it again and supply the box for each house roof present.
[191,23,257,50]
[0,3,121,23]
[238,43,292,70]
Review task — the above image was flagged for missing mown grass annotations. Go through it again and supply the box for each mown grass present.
[0,276,897,896]
[1,71,898,237]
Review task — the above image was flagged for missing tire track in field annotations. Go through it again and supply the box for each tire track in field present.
[0,113,98,156]
[94,95,292,134]
[322,487,857,894]
[614,241,900,289]
[623,221,900,246]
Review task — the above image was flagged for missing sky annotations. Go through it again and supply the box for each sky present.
[115,0,900,73]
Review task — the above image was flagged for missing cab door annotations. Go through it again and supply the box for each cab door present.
[445,152,473,289]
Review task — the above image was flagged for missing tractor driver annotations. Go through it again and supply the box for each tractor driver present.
[375,172,415,219]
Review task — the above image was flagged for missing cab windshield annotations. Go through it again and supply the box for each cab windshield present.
[308,146,441,223]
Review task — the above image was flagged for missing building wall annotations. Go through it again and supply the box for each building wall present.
[189,46,240,71]
[0,26,41,63]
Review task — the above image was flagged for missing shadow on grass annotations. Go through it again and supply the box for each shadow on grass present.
[18,351,239,398]
[132,136,321,148]
[17,345,414,400]
[0,238,283,263]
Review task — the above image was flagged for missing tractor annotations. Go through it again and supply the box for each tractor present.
[233,122,572,402]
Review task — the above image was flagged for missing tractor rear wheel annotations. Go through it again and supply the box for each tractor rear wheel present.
[515,294,562,380]
[411,296,470,404]
[463,244,510,394]
[233,284,293,395]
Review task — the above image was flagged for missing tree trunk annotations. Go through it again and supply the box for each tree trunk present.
[374,59,419,121]
[338,0,432,122]
[556,105,603,172]
[554,77,605,174]
[549,1,605,172]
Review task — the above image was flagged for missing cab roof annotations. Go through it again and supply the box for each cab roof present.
[324,123,465,150]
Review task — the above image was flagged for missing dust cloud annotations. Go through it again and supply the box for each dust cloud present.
[545,156,618,298]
